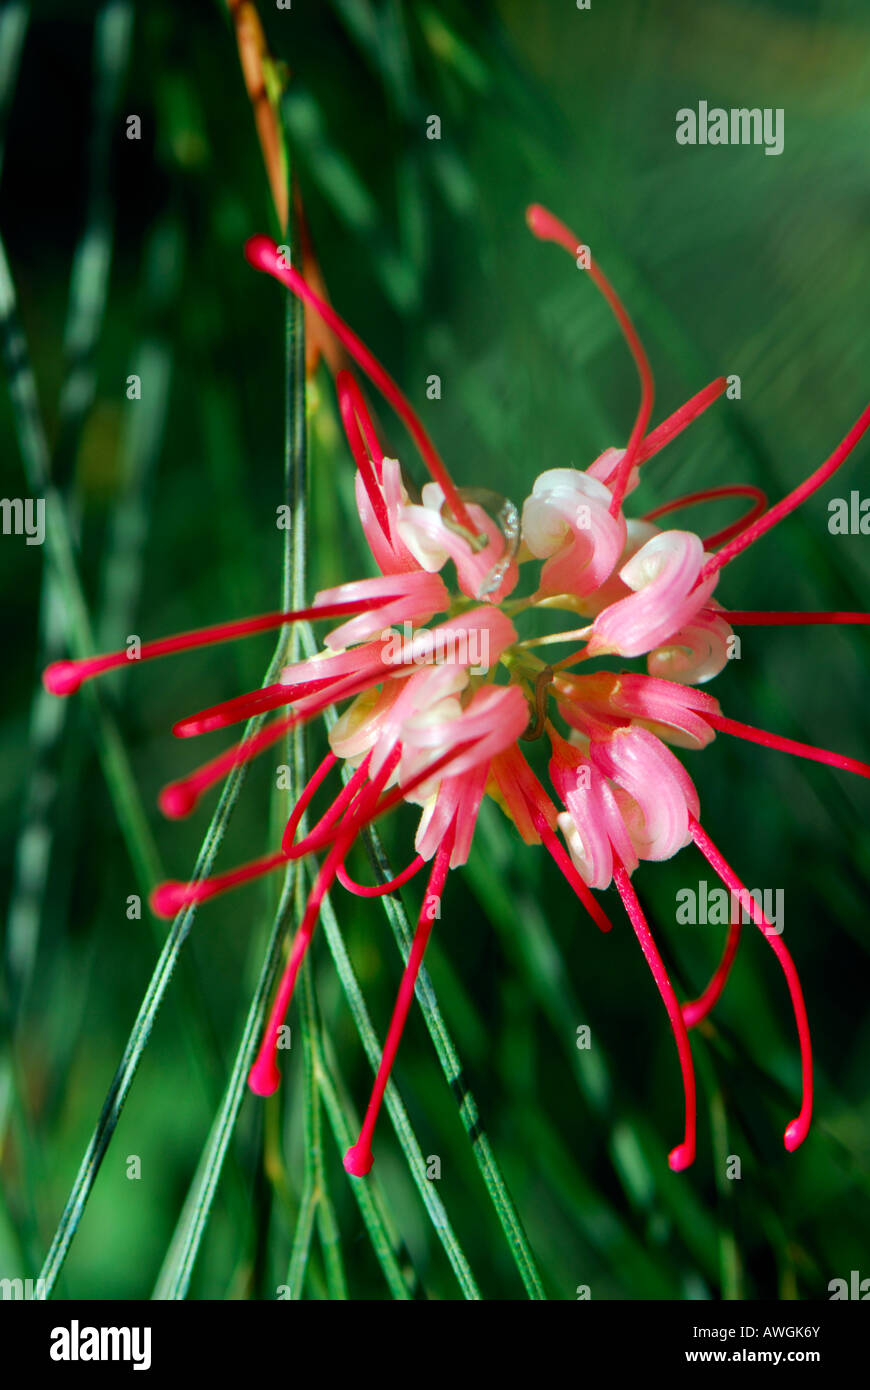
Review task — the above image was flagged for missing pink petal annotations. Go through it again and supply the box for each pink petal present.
[522,469,626,599]
[588,530,718,658]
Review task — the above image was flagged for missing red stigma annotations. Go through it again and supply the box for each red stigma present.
[157,783,198,820]
[43,661,85,697]
[149,882,191,920]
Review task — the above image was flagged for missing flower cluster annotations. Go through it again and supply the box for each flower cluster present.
[44,205,870,1178]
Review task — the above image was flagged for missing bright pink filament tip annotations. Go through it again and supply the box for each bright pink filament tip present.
[248,754,400,1097]
[158,783,198,821]
[43,661,86,696]
[613,861,696,1171]
[159,713,299,819]
[150,882,191,919]
[149,850,287,920]
[41,598,390,697]
[248,1050,281,1098]
[344,824,455,1178]
[248,840,348,1097]
[689,817,812,1151]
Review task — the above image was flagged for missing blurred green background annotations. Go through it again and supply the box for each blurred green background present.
[1,0,869,1300]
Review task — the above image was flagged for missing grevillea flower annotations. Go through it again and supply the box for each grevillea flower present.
[43,203,870,1179]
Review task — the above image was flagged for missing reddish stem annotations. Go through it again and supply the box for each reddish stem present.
[282,754,370,858]
[249,752,400,1096]
[633,378,729,466]
[337,370,390,540]
[689,816,812,1151]
[337,370,384,480]
[150,850,288,920]
[503,744,612,933]
[700,401,870,579]
[43,597,398,697]
[159,712,300,819]
[171,677,337,739]
[711,610,870,626]
[706,712,870,780]
[528,800,612,933]
[344,825,455,1176]
[682,917,742,1029]
[613,861,696,1171]
[644,484,766,549]
[526,203,654,517]
[245,235,475,534]
[337,853,426,898]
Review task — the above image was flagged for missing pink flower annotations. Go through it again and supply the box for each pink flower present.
[549,730,638,889]
[587,530,718,658]
[43,205,870,1180]
[646,604,733,685]
[398,484,520,602]
[522,468,625,598]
